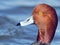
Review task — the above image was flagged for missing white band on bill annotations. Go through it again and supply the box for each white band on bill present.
[20,16,34,26]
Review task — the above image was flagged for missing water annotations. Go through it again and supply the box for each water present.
[0,0,60,45]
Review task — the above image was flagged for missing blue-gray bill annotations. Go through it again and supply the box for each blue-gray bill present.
[16,16,34,26]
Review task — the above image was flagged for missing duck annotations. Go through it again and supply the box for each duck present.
[16,4,58,45]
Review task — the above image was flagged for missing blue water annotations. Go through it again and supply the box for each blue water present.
[0,0,60,45]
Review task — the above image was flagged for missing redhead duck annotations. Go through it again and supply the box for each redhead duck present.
[16,4,58,45]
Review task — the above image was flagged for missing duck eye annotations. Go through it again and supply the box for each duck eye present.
[39,12,43,15]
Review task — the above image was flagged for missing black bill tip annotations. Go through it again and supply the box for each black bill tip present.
[16,23,21,26]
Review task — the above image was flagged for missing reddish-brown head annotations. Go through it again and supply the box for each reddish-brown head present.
[32,4,58,44]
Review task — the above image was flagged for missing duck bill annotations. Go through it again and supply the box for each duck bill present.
[16,16,34,26]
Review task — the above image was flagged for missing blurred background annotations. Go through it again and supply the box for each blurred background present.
[0,0,60,45]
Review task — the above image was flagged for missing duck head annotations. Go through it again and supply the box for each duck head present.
[32,4,58,44]
[16,4,58,45]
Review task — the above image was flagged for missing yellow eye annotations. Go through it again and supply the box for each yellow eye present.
[39,12,43,15]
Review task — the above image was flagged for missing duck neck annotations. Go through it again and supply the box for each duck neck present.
[37,28,45,43]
